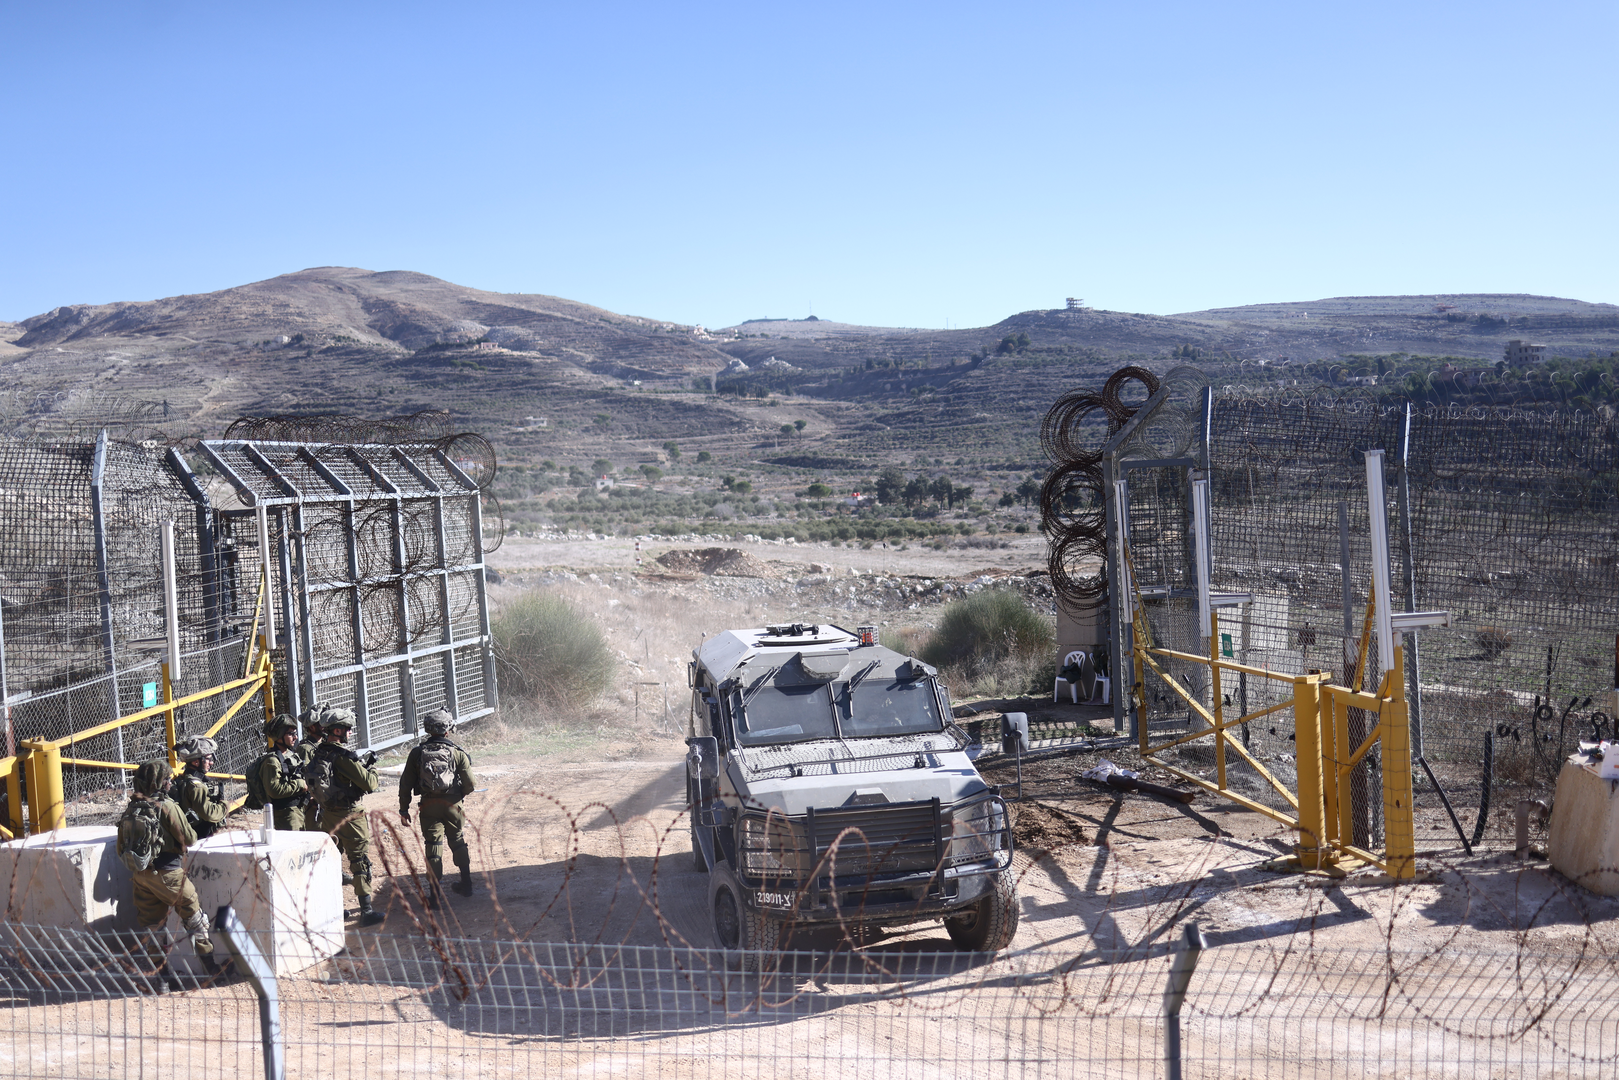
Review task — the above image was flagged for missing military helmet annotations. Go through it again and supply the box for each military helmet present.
[421,708,454,736]
[133,759,173,796]
[298,705,326,735]
[264,714,298,738]
[319,706,357,732]
[173,735,219,762]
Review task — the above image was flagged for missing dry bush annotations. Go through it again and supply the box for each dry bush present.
[913,589,1055,699]
[1475,626,1513,660]
[492,591,616,707]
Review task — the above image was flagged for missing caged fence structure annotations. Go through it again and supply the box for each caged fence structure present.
[1045,370,1619,850]
[1,921,1618,1078]
[0,422,497,831]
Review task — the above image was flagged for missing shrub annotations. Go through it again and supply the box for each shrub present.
[919,589,1054,692]
[492,592,616,706]
[1476,626,1513,660]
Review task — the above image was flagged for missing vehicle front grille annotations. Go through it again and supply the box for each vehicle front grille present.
[808,800,941,878]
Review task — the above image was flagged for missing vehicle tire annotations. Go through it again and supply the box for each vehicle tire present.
[709,863,778,972]
[943,870,1019,952]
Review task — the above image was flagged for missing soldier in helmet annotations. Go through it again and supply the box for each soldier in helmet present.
[171,735,229,840]
[117,760,219,992]
[309,708,385,926]
[255,715,311,830]
[296,706,330,833]
[398,708,477,905]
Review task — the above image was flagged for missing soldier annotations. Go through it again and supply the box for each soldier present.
[296,705,330,833]
[254,715,311,830]
[309,709,385,926]
[116,760,219,992]
[171,735,229,840]
[398,709,477,905]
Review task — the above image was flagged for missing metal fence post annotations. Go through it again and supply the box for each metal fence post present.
[214,904,285,1080]
[1163,922,1206,1080]
[1396,403,1424,761]
[90,431,126,772]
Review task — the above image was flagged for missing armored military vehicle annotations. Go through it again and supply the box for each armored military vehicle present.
[685,623,1016,967]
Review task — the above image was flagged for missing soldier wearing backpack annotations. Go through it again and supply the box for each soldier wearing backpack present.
[251,715,311,830]
[309,708,385,926]
[398,708,477,904]
[117,760,219,992]
[171,735,228,839]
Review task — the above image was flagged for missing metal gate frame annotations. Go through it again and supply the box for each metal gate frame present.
[181,440,497,754]
[1102,389,1428,878]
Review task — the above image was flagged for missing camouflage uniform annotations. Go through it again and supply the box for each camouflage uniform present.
[117,761,217,991]
[312,731,383,924]
[171,736,229,840]
[255,745,310,831]
[296,711,328,833]
[399,722,477,896]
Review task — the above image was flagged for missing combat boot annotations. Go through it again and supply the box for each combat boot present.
[357,896,385,926]
[451,871,474,897]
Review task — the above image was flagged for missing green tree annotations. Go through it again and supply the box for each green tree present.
[930,476,953,506]
[793,419,807,433]
[591,458,613,476]
[875,466,906,505]
[696,450,712,463]
[593,413,612,428]
[662,441,681,461]
[806,482,833,498]
[640,464,662,484]
[1016,476,1041,506]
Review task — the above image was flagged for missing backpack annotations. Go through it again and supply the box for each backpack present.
[117,798,164,873]
[244,755,270,810]
[305,745,365,807]
[418,740,460,798]
[304,749,335,808]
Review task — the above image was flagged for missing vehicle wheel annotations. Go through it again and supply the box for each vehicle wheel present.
[944,871,1019,952]
[709,863,778,972]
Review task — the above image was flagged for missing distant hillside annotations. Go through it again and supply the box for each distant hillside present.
[3,275,1616,485]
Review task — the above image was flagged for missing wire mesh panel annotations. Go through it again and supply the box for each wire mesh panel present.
[2,923,1617,1079]
[1204,391,1619,840]
[197,439,497,751]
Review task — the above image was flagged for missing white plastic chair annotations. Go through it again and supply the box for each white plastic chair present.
[1054,650,1087,704]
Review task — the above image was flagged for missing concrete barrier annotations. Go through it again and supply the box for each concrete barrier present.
[0,824,344,976]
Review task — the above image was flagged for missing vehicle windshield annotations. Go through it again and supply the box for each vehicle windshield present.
[734,682,836,745]
[840,676,944,738]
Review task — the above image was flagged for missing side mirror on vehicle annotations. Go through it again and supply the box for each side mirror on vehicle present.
[1001,712,1029,752]
[686,736,720,781]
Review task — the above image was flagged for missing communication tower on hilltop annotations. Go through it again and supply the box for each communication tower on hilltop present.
[1066,298,1084,311]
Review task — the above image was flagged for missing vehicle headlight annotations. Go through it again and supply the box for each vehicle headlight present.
[947,798,1008,864]
[741,813,809,878]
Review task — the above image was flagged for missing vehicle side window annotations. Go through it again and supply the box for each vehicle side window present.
[702,684,728,749]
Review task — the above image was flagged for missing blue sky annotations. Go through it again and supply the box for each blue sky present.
[3,1,1614,329]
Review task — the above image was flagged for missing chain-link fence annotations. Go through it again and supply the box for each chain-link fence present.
[1200,392,1618,843]
[0,429,498,831]
[1045,372,1619,849]
[1,920,1615,1078]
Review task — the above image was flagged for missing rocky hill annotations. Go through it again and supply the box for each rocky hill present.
[3,271,1616,481]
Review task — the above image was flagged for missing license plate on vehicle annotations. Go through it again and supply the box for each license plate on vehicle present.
[754,889,794,910]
